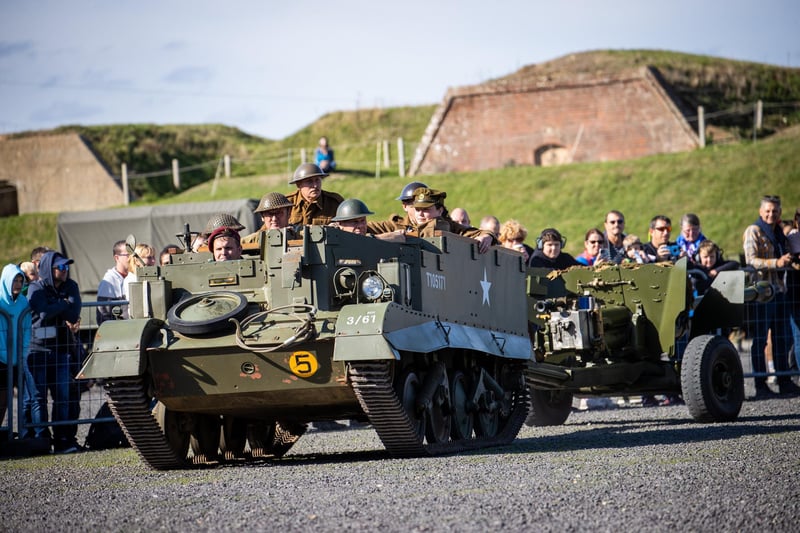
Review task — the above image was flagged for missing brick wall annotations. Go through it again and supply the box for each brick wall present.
[411,70,698,175]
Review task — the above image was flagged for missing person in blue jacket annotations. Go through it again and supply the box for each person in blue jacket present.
[26,251,83,453]
[0,264,33,438]
[314,136,336,172]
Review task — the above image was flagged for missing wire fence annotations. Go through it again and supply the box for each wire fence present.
[2,266,799,454]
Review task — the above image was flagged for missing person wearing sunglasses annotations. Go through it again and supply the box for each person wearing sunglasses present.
[643,215,680,262]
[576,228,609,266]
[97,239,130,324]
[26,251,83,454]
[602,210,627,264]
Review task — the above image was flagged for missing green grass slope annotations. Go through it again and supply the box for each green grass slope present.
[5,128,795,266]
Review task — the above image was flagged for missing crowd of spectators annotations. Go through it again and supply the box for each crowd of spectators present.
[3,147,799,454]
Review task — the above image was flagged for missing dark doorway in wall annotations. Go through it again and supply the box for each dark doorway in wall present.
[0,181,19,217]
[534,144,569,167]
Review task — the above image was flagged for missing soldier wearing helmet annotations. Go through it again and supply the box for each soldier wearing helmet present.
[410,187,496,253]
[286,163,343,226]
[366,181,428,236]
[330,199,374,235]
[193,213,246,252]
[241,192,295,245]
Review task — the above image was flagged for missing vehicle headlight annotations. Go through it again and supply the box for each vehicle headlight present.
[361,275,385,301]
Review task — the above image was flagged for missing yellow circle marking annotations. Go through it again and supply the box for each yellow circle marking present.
[289,351,319,378]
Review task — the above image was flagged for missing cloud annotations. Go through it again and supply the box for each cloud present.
[29,100,103,122]
[161,41,186,52]
[162,66,214,84]
[0,40,34,59]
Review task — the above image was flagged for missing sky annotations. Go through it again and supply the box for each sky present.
[1,0,798,140]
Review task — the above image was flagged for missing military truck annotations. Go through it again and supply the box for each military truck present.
[78,226,530,469]
[524,259,770,426]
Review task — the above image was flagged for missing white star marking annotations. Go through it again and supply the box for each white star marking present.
[480,268,492,306]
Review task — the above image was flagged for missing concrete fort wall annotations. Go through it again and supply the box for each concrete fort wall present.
[0,133,122,215]
[410,68,698,176]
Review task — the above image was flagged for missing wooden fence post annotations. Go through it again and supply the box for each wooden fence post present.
[375,141,382,178]
[287,149,292,175]
[224,154,231,178]
[383,140,390,168]
[172,159,180,190]
[754,100,763,142]
[698,106,705,148]
[121,163,129,205]
[397,138,406,177]
[300,148,307,164]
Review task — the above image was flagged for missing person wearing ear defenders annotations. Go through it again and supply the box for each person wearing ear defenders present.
[529,228,579,269]
[690,240,739,294]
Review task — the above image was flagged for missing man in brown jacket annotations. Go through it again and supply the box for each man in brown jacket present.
[286,163,343,225]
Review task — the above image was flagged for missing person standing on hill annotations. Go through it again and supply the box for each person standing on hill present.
[287,163,343,226]
[314,136,336,172]
[743,195,800,398]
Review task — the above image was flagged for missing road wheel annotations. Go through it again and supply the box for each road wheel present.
[425,369,451,444]
[190,414,221,463]
[153,401,190,460]
[449,371,473,440]
[526,388,573,426]
[220,416,247,460]
[681,334,744,422]
[399,369,426,443]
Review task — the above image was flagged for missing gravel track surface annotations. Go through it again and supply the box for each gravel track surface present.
[2,397,799,532]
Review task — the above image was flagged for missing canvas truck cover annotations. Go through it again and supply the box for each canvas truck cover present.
[57,198,259,295]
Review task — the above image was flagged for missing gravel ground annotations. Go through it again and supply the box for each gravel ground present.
[2,395,799,532]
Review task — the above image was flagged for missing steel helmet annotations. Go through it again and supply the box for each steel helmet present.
[289,163,328,184]
[254,192,293,213]
[203,213,245,235]
[331,199,374,222]
[396,181,428,201]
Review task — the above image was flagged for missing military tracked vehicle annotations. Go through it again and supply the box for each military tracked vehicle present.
[524,259,770,426]
[78,226,530,469]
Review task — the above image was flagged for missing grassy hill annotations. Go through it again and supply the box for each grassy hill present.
[3,49,799,266]
[4,126,798,267]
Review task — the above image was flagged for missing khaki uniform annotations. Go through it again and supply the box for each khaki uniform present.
[287,190,344,226]
[416,217,495,241]
[367,214,416,235]
[241,224,299,245]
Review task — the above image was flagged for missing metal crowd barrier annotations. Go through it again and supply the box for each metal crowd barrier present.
[1,300,126,446]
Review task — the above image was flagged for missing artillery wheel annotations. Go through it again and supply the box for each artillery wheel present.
[190,414,220,463]
[449,370,473,440]
[220,416,247,460]
[399,369,426,442]
[425,370,451,444]
[153,402,190,461]
[526,388,573,426]
[167,291,248,335]
[681,334,744,422]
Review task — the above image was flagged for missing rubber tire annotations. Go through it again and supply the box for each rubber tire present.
[152,401,190,461]
[681,334,744,422]
[526,387,573,427]
[449,371,473,440]
[167,291,248,336]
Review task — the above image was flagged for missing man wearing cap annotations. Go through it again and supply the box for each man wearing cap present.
[287,163,343,226]
[241,192,295,245]
[27,251,83,453]
[367,181,428,236]
[410,187,495,253]
[208,227,243,261]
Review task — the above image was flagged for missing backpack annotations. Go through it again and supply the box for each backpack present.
[85,401,130,450]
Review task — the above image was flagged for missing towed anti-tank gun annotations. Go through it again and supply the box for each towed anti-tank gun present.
[524,258,772,426]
